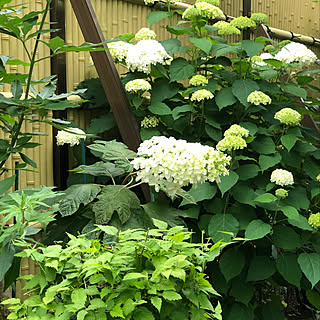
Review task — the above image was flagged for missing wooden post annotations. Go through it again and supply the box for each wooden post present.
[243,0,251,40]
[69,0,141,152]
[69,0,151,201]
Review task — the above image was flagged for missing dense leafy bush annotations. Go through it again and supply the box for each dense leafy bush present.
[2,222,222,319]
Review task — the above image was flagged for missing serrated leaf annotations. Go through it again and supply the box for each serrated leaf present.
[298,253,320,288]
[71,288,87,307]
[147,11,169,27]
[148,102,171,115]
[162,291,182,301]
[281,134,296,152]
[93,185,140,224]
[74,161,125,177]
[281,83,307,99]
[259,153,281,171]
[59,184,101,217]
[255,193,277,203]
[133,307,155,320]
[217,172,239,197]
[219,248,245,281]
[151,78,179,103]
[169,57,195,81]
[208,214,239,242]
[245,220,271,240]
[180,182,217,206]
[241,40,264,57]
[151,296,162,312]
[190,37,212,55]
[123,273,148,281]
[276,253,302,288]
[251,136,275,154]
[232,79,259,108]
[161,38,182,54]
[215,87,237,110]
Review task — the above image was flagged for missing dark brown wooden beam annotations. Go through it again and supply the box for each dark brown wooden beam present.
[50,0,69,190]
[69,0,141,152]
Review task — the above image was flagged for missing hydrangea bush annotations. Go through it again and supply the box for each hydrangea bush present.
[72,2,320,318]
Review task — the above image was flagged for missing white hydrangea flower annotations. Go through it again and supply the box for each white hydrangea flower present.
[126,39,172,74]
[56,128,86,147]
[274,108,302,126]
[194,2,224,19]
[125,79,151,93]
[247,91,272,105]
[252,52,274,67]
[270,169,294,186]
[191,89,214,102]
[135,28,156,41]
[224,124,249,138]
[275,42,317,66]
[108,41,133,62]
[131,136,231,196]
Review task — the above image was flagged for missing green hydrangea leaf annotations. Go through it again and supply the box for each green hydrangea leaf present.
[245,220,271,240]
[298,253,320,288]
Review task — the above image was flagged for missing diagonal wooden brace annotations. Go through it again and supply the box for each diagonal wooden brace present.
[69,0,142,152]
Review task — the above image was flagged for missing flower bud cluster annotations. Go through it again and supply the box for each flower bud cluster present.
[213,21,240,36]
[216,124,249,152]
[309,213,320,229]
[250,13,267,24]
[125,79,151,93]
[56,128,86,147]
[270,169,294,186]
[275,188,288,199]
[247,91,272,105]
[131,136,231,196]
[194,2,224,20]
[191,89,214,102]
[189,75,208,86]
[126,39,172,74]
[224,124,249,138]
[141,116,160,128]
[230,16,256,29]
[274,108,302,126]
[135,28,156,41]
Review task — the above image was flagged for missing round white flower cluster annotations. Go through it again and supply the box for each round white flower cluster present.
[194,2,224,20]
[126,39,172,74]
[56,128,86,147]
[224,124,249,138]
[141,116,160,128]
[108,41,133,62]
[131,136,231,196]
[135,28,156,41]
[189,75,208,86]
[274,108,302,126]
[125,79,151,93]
[275,42,317,66]
[270,169,294,186]
[191,89,214,102]
[247,91,272,105]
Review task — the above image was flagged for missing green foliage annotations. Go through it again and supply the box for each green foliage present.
[2,224,222,319]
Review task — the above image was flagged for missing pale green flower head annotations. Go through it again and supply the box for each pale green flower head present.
[224,124,249,138]
[141,116,160,128]
[230,16,256,29]
[216,135,247,152]
[265,45,276,53]
[270,169,294,186]
[194,2,224,20]
[317,174,320,182]
[247,91,272,105]
[275,188,288,199]
[189,75,208,86]
[191,89,214,102]
[182,7,201,19]
[250,13,267,25]
[135,28,156,41]
[274,108,302,126]
[309,213,320,229]
[125,79,151,93]
[251,56,263,63]
[213,21,241,36]
[195,0,220,5]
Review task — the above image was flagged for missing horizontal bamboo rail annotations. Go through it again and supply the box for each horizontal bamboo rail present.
[127,0,320,48]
